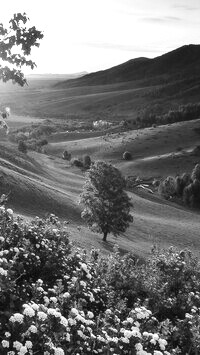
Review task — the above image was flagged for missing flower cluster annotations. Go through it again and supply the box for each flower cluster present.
[0,207,200,354]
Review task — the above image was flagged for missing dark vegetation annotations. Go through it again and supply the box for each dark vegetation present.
[0,13,43,86]
[159,163,200,208]
[136,102,200,128]
[123,151,132,160]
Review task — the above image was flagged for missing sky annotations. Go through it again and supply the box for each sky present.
[1,0,200,74]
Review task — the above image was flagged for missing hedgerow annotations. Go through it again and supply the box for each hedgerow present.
[0,205,200,354]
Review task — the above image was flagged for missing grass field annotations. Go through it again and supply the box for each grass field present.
[0,76,200,258]
[0,75,197,122]
[0,110,199,257]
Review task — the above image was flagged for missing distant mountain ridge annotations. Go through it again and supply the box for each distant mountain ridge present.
[27,72,87,80]
[56,44,200,88]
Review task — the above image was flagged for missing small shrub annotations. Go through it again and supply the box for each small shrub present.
[83,155,91,169]
[38,138,48,146]
[158,176,176,199]
[62,150,71,160]
[191,163,200,181]
[71,158,83,168]
[123,151,132,160]
[18,140,27,153]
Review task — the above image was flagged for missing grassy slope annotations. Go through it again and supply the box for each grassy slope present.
[0,75,199,122]
[46,118,200,178]
[0,118,200,257]
[0,75,200,256]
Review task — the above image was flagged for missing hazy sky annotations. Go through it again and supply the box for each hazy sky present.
[1,0,200,74]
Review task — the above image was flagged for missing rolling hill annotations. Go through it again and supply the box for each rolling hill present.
[56,44,200,87]
[0,45,199,122]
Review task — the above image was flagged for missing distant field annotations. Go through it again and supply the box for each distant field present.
[0,76,197,122]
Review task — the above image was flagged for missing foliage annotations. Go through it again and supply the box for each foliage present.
[18,140,27,154]
[123,151,132,161]
[71,158,83,168]
[159,165,200,208]
[191,164,200,181]
[83,155,91,169]
[80,161,133,241]
[62,150,71,161]
[136,102,200,129]
[0,13,43,86]
[1,206,200,353]
[158,176,176,199]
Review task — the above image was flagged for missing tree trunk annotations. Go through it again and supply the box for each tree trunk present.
[102,232,107,242]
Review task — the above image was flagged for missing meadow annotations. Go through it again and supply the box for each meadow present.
[0,74,200,258]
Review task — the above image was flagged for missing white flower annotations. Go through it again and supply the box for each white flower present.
[80,280,86,287]
[54,347,65,355]
[7,208,13,215]
[2,340,9,348]
[37,279,43,284]
[5,332,11,338]
[124,330,133,339]
[14,247,19,253]
[23,305,35,317]
[47,308,61,317]
[159,338,167,351]
[38,311,47,321]
[135,343,143,351]
[0,267,7,276]
[87,311,94,319]
[77,330,86,339]
[28,325,37,333]
[80,262,88,272]
[25,341,33,349]
[50,297,57,303]
[127,317,134,323]
[19,345,27,354]
[13,341,23,350]
[60,316,68,327]
[63,292,70,298]
[10,313,24,323]
[31,303,39,311]
[0,236,4,242]
[121,337,129,343]
[71,308,79,316]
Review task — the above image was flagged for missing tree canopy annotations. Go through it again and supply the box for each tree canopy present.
[80,161,133,241]
[0,13,43,86]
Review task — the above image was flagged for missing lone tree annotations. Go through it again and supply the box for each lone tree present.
[80,161,133,241]
[0,13,43,86]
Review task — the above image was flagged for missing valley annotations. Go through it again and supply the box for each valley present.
[0,45,200,258]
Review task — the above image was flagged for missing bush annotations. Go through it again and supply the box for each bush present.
[123,151,132,160]
[18,140,27,153]
[83,155,91,169]
[62,150,71,161]
[1,205,200,354]
[191,163,200,181]
[71,158,83,168]
[158,176,176,199]
[37,138,48,146]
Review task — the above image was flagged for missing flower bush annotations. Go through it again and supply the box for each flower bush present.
[0,205,200,354]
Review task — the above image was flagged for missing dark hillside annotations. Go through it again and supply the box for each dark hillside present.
[56,44,200,87]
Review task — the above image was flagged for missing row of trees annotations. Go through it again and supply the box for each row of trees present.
[159,163,200,208]
[136,103,200,128]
